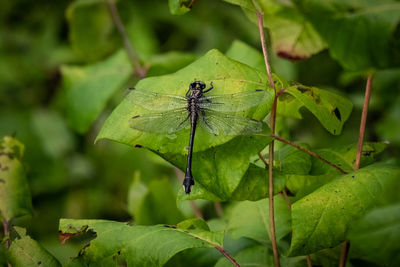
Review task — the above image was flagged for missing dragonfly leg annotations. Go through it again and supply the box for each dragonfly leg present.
[200,109,216,134]
[175,114,190,131]
[203,82,214,93]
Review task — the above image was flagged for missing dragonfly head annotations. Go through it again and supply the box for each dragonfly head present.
[190,80,206,91]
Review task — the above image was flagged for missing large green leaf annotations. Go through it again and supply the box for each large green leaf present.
[284,85,353,135]
[7,227,61,267]
[66,0,116,61]
[61,50,132,133]
[0,136,33,222]
[227,195,291,244]
[294,0,400,70]
[97,49,274,199]
[348,203,400,266]
[289,163,400,256]
[224,0,326,59]
[59,218,224,266]
[226,40,265,72]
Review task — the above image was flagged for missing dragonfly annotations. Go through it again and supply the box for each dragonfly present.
[130,81,270,194]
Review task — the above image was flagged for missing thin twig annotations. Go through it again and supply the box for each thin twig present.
[354,76,373,171]
[272,135,348,175]
[306,255,313,267]
[255,6,280,267]
[2,217,10,249]
[215,246,240,267]
[258,152,269,166]
[339,75,373,267]
[106,0,146,78]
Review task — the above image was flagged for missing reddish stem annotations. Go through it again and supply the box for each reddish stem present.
[340,75,374,267]
[256,7,280,267]
[2,217,10,249]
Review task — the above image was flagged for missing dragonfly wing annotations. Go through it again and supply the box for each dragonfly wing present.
[198,89,272,112]
[199,109,263,136]
[130,109,189,134]
[130,88,187,111]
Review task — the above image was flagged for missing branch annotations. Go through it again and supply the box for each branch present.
[215,246,240,267]
[272,135,348,175]
[2,217,10,249]
[106,0,146,78]
[255,6,280,267]
[340,75,374,267]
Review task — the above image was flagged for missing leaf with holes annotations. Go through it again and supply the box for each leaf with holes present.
[59,218,224,266]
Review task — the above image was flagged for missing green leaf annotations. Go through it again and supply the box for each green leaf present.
[59,218,224,266]
[285,85,353,135]
[348,203,400,266]
[289,163,400,256]
[145,52,197,77]
[0,136,33,222]
[230,164,286,201]
[97,49,275,199]
[226,40,265,72]
[173,134,272,201]
[66,0,116,61]
[129,177,185,225]
[227,195,291,244]
[7,226,61,267]
[295,0,400,70]
[168,0,192,15]
[275,143,312,175]
[311,142,388,175]
[61,50,131,133]
[224,0,326,59]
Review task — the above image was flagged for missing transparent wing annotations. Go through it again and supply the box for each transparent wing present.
[130,109,189,134]
[199,109,263,136]
[198,89,272,112]
[130,88,187,111]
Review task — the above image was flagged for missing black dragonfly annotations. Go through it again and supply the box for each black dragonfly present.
[130,81,270,194]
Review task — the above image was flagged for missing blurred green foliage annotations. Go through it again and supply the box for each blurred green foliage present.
[0,0,399,266]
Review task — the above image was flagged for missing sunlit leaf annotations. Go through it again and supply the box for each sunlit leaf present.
[168,0,192,15]
[0,136,33,222]
[7,227,61,267]
[289,163,400,256]
[59,218,224,266]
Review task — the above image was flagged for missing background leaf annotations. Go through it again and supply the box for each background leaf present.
[0,136,33,222]
[227,195,291,244]
[168,0,192,15]
[348,203,400,266]
[59,218,224,266]
[289,163,400,256]
[294,0,400,70]
[62,50,131,133]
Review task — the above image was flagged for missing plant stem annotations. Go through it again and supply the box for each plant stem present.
[354,76,373,171]
[339,75,373,267]
[306,255,313,267]
[255,7,280,267]
[272,135,348,175]
[2,217,10,249]
[215,246,240,267]
[106,0,146,78]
